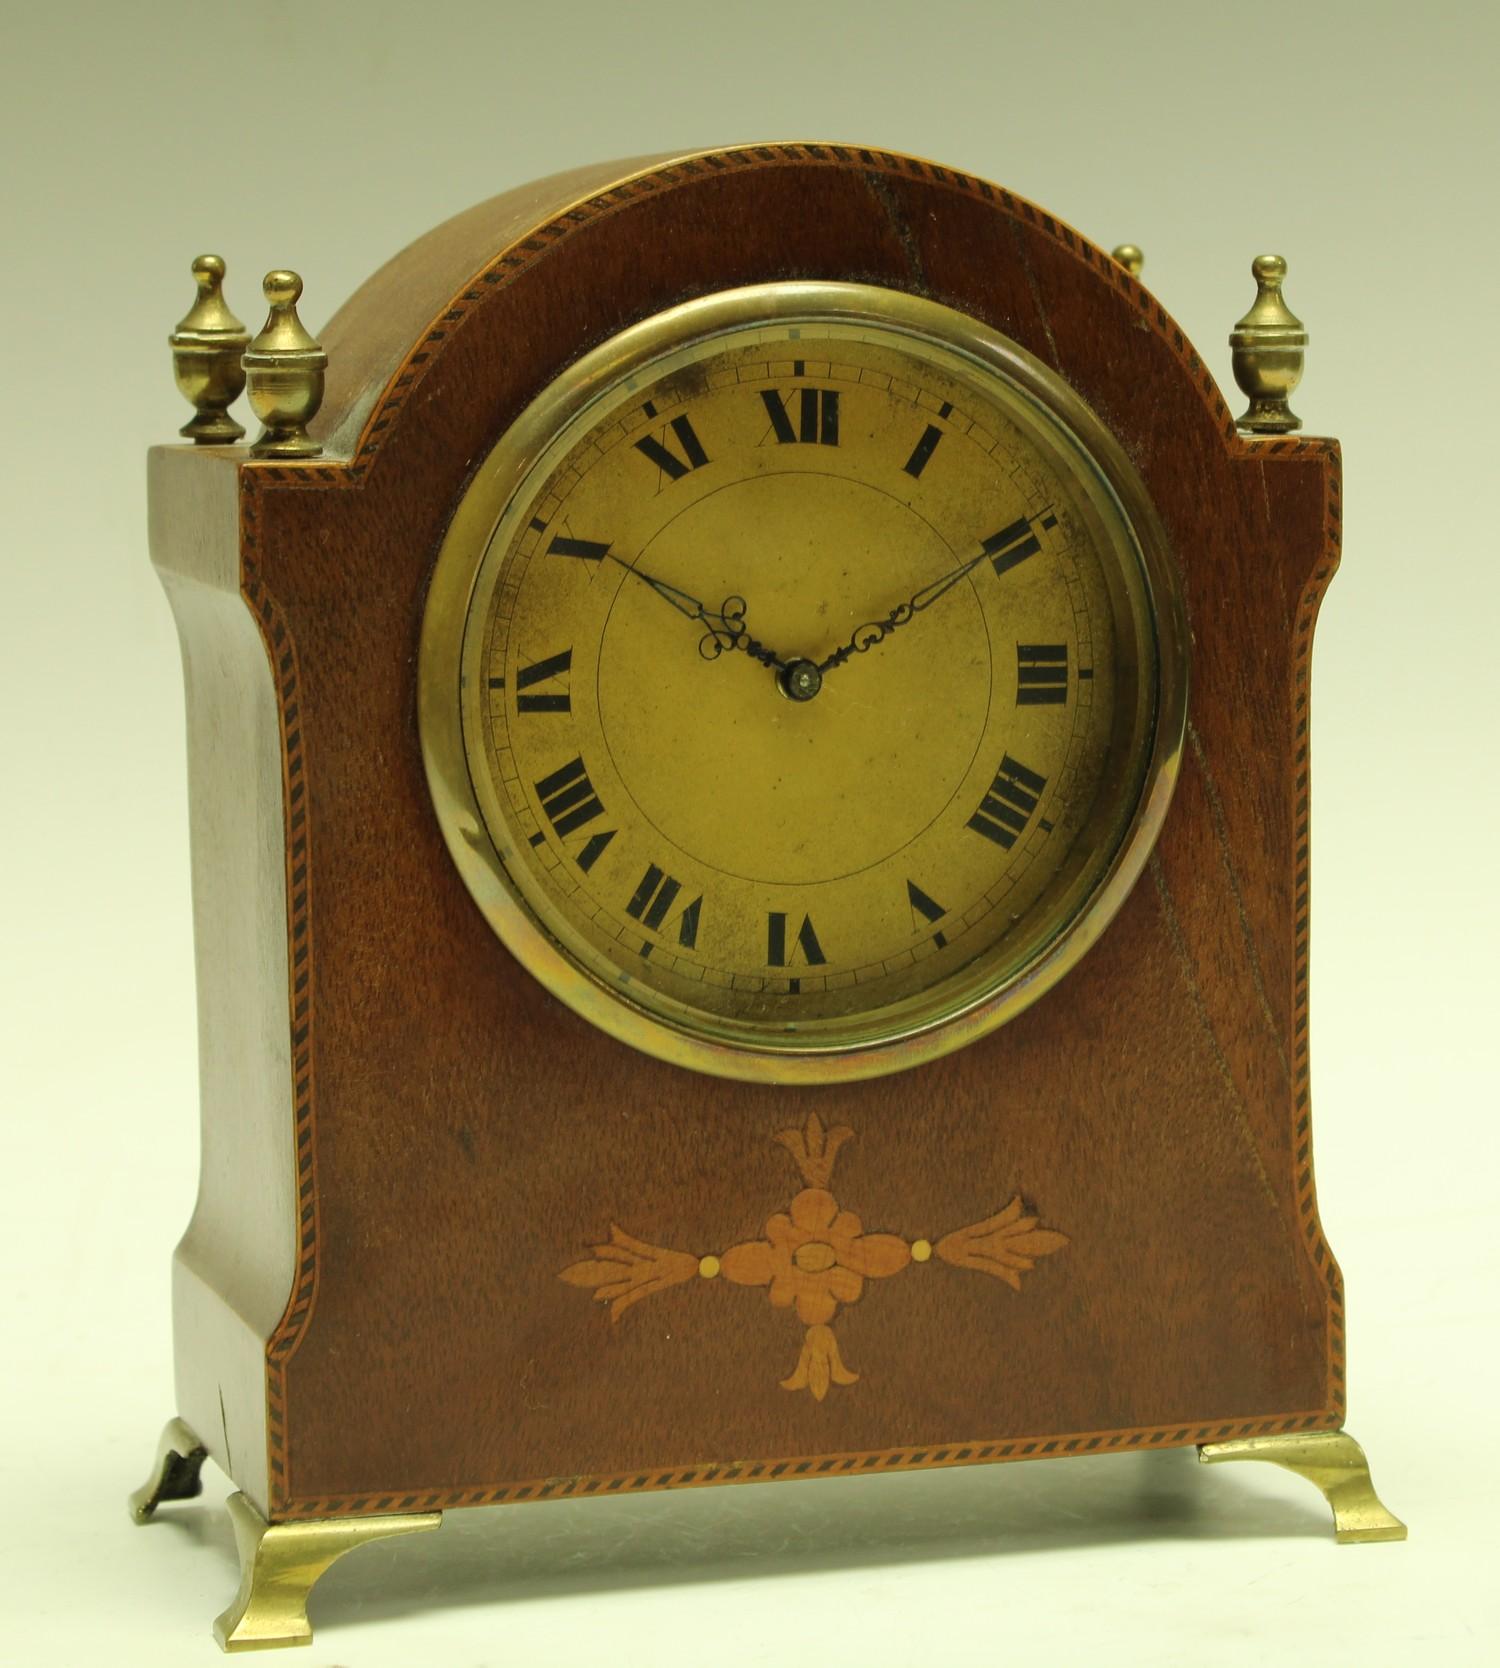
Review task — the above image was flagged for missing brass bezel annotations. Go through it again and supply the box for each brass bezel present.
[419,282,1188,1083]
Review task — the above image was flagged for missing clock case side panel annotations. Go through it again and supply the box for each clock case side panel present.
[149,446,298,1515]
[243,146,1347,1512]
[1269,436,1347,1395]
[1145,432,1348,1418]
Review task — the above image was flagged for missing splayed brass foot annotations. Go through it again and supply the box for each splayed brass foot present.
[130,1417,209,1523]
[1199,1428,1407,1544]
[213,1490,441,1652]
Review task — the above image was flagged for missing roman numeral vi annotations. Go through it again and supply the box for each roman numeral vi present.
[767,911,826,966]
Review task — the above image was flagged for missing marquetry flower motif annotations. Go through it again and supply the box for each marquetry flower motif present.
[719,1185,911,1326]
[560,1111,1067,1401]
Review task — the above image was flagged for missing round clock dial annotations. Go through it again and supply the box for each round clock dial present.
[420,283,1185,1081]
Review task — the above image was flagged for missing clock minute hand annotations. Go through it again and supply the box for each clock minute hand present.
[603,551,715,619]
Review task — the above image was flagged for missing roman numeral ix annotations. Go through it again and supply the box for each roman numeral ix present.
[514,647,571,713]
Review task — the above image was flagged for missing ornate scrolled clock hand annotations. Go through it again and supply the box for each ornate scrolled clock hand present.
[604,554,792,671]
[696,596,796,673]
[817,517,1049,675]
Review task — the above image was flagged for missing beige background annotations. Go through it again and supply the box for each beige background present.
[2,1,1495,1662]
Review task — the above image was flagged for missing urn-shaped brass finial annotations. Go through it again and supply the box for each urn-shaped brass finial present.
[170,254,249,444]
[1111,243,1144,277]
[244,271,326,458]
[1230,254,1306,434]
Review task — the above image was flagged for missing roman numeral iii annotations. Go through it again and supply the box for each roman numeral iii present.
[1015,643,1068,705]
[760,388,839,446]
[634,414,710,482]
[967,755,1047,849]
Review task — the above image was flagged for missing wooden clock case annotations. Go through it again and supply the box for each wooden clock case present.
[147,145,1359,1549]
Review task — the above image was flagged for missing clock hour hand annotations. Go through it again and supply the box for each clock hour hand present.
[816,513,1050,676]
[605,554,791,672]
[816,547,988,674]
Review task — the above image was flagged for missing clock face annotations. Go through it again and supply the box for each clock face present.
[420,284,1185,1081]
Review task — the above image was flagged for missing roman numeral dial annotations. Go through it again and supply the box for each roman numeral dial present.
[436,294,1170,1075]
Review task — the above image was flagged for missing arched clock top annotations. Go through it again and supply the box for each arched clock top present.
[305,144,1247,480]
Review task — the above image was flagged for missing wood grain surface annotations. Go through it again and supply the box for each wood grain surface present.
[150,143,1344,1523]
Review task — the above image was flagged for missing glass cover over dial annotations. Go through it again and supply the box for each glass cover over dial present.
[420,283,1185,1081]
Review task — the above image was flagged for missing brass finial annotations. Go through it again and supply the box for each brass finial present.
[1230,254,1306,434]
[244,271,326,458]
[170,254,249,444]
[1111,243,1144,277]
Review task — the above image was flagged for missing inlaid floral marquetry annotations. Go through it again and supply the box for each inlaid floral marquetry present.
[560,1113,1068,1400]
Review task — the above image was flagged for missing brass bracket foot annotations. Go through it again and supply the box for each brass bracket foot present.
[214,1490,441,1652]
[130,1417,209,1523]
[1199,1428,1407,1544]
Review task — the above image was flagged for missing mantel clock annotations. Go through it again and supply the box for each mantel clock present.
[134,144,1403,1651]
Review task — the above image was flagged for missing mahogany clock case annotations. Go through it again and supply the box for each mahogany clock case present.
[150,144,1343,1523]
